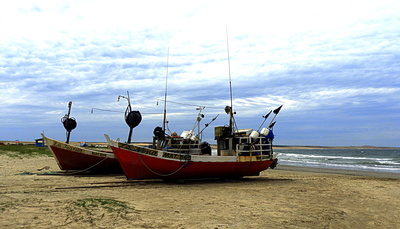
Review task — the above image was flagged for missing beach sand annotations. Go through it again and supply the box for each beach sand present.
[1,155,399,228]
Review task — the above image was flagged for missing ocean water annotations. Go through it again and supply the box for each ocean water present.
[276,148,400,174]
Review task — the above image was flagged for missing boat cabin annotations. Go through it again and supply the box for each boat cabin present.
[150,126,273,158]
[153,136,201,154]
[35,138,45,147]
[152,129,205,155]
[215,126,273,157]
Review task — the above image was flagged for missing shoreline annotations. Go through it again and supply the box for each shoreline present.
[1,140,399,149]
[274,145,400,150]
[277,164,400,179]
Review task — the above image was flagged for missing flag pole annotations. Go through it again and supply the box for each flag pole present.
[268,105,283,127]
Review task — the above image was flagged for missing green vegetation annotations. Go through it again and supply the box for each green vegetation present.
[0,144,52,158]
[66,198,134,225]
[72,198,132,214]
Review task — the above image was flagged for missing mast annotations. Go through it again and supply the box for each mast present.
[226,26,234,135]
[65,101,73,143]
[125,91,133,143]
[162,48,169,133]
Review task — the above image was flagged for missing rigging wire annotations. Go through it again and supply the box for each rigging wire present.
[91,108,124,113]
[91,108,160,115]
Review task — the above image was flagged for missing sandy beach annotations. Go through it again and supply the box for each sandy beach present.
[1,155,399,228]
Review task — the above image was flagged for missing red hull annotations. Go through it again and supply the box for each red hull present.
[50,145,122,173]
[111,146,275,180]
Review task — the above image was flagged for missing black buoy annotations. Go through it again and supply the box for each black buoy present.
[153,126,165,138]
[61,101,77,144]
[62,117,77,132]
[200,142,212,155]
[125,109,142,144]
[125,110,142,129]
[119,92,142,143]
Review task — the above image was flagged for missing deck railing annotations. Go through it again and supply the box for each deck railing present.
[153,137,201,154]
[235,137,272,158]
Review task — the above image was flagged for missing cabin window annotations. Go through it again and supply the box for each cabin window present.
[220,140,229,150]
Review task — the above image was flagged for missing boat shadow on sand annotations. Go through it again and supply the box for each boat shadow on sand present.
[53,176,294,190]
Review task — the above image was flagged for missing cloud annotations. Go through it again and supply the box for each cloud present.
[1,0,399,146]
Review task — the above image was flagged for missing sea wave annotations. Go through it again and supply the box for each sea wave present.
[276,149,400,174]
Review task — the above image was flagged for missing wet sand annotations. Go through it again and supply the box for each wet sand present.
[1,155,399,228]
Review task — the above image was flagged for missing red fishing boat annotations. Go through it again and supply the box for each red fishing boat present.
[41,101,125,173]
[42,134,122,173]
[106,125,278,180]
[106,102,282,180]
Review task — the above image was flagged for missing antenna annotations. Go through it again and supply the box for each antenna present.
[162,48,169,132]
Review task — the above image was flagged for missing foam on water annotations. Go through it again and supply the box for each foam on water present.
[276,148,400,174]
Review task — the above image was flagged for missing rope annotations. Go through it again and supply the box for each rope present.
[18,157,110,176]
[130,149,141,165]
[138,153,190,177]
[57,157,109,175]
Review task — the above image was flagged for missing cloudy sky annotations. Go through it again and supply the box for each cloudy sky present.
[1,0,399,147]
